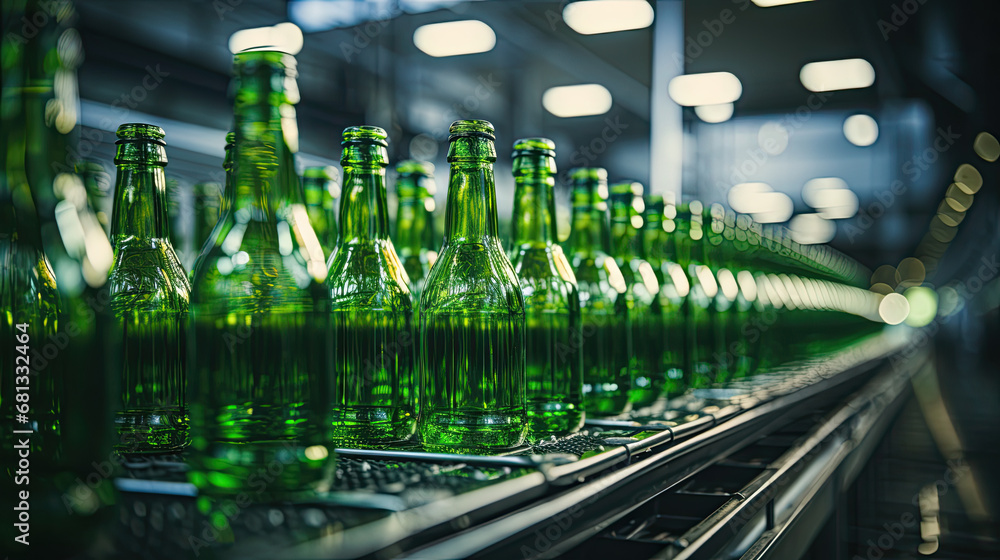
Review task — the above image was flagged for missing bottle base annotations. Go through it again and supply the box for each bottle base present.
[327,405,416,447]
[583,395,632,418]
[188,439,334,501]
[527,400,584,437]
[115,408,190,453]
[419,409,527,454]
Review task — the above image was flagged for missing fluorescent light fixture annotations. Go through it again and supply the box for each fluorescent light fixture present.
[800,58,875,92]
[414,20,495,57]
[543,84,613,117]
[751,192,794,223]
[903,286,938,327]
[728,182,772,213]
[229,22,303,55]
[802,177,857,219]
[814,189,858,219]
[843,114,879,146]
[789,213,835,244]
[878,292,910,325]
[694,103,734,123]
[563,0,654,35]
[801,177,846,207]
[668,72,742,106]
[752,0,813,7]
[728,182,793,223]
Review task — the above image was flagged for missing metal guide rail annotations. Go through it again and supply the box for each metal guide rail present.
[110,329,913,559]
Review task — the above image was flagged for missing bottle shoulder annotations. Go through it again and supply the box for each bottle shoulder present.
[511,244,577,284]
[420,240,525,315]
[108,239,190,313]
[0,240,61,320]
[324,240,413,311]
[189,221,326,313]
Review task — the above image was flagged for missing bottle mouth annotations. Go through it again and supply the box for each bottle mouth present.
[303,165,340,181]
[396,159,435,177]
[511,137,555,158]
[448,119,495,142]
[342,125,389,147]
[569,167,607,185]
[116,123,166,145]
[610,181,644,197]
[233,49,297,65]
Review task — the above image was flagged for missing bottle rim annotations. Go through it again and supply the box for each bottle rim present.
[116,123,166,145]
[448,119,495,142]
[342,125,389,147]
[396,159,435,177]
[511,137,555,158]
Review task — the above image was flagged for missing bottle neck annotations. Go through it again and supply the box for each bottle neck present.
[396,191,434,254]
[444,136,499,245]
[230,59,302,219]
[510,156,557,249]
[643,215,662,265]
[610,197,644,261]
[567,197,610,256]
[110,162,171,244]
[675,214,705,267]
[339,153,391,244]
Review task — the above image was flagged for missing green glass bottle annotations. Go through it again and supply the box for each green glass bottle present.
[188,50,331,500]
[565,168,630,417]
[419,120,527,453]
[508,138,582,436]
[107,124,190,453]
[642,195,686,396]
[322,126,416,446]
[704,203,734,383]
[609,181,663,407]
[303,165,340,256]
[672,200,716,388]
[78,159,112,233]
[2,11,115,547]
[394,160,438,299]
[192,181,222,257]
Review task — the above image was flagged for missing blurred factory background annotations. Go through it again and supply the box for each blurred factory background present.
[34,0,1000,556]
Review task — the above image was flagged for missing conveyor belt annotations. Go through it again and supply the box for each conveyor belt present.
[110,328,916,559]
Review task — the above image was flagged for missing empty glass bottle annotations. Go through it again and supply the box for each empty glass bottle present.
[2,10,116,548]
[673,200,717,388]
[508,138,582,436]
[565,168,630,417]
[394,159,438,300]
[303,165,340,257]
[192,181,222,259]
[107,124,191,453]
[643,195,686,397]
[322,126,416,446]
[188,50,331,500]
[609,181,663,407]
[419,120,527,453]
